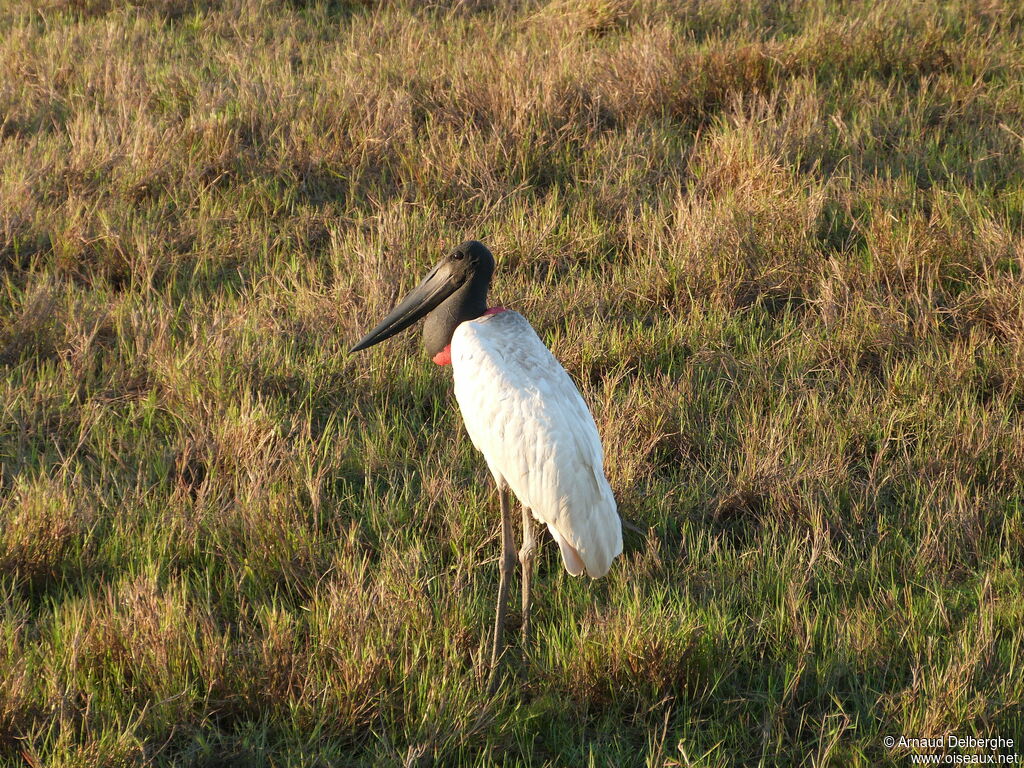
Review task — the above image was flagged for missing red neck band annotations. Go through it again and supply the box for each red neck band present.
[431,307,507,366]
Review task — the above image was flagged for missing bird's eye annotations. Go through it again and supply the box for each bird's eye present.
[452,252,464,260]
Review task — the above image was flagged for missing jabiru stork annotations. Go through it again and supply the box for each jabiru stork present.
[351,240,622,685]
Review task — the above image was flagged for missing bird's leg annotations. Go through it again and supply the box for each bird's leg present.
[488,483,515,691]
[519,506,537,645]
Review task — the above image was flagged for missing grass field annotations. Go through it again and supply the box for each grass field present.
[2,0,1023,765]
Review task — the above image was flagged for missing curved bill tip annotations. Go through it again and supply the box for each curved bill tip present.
[349,263,460,354]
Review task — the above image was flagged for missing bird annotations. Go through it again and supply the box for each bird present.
[350,240,622,685]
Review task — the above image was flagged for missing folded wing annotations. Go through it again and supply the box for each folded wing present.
[451,311,622,578]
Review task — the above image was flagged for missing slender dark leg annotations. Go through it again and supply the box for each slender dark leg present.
[519,507,537,644]
[488,483,515,692]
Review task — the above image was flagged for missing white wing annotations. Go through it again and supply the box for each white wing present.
[451,311,622,578]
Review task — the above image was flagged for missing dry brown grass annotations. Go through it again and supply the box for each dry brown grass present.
[0,0,1022,764]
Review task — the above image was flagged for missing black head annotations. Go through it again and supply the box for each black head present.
[350,240,495,358]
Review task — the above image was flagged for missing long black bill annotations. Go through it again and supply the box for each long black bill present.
[350,264,461,353]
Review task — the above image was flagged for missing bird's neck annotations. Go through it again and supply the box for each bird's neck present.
[423,276,488,362]
[431,307,507,366]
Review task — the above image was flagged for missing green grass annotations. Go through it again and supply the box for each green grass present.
[1,0,1023,765]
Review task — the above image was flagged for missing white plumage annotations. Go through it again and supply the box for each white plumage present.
[451,311,622,578]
